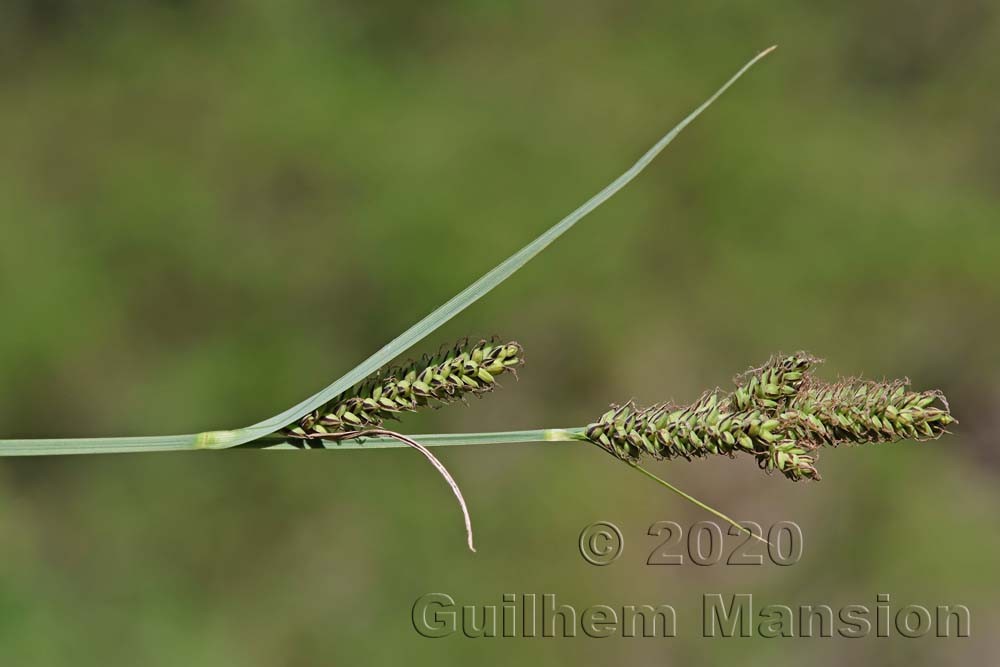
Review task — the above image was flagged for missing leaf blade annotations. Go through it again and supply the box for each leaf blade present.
[215,45,778,449]
[0,46,777,456]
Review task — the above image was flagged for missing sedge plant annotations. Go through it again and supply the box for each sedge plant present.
[0,46,955,551]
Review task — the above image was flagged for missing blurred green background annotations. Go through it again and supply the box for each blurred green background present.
[1,1,998,664]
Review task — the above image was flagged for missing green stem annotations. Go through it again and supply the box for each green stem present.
[255,430,774,542]
[252,428,584,450]
[0,428,583,456]
[0,426,773,545]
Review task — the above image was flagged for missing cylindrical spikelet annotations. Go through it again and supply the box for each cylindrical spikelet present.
[580,353,953,482]
[780,380,953,447]
[583,396,821,481]
[284,338,523,438]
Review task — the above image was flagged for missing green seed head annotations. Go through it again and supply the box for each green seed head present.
[582,353,953,482]
[286,338,523,437]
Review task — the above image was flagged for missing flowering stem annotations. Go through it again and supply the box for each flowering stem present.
[257,427,767,545]
[254,428,584,449]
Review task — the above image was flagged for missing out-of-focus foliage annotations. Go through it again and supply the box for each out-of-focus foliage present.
[1,1,997,664]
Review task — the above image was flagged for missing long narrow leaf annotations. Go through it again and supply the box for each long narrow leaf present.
[208,45,778,450]
[0,46,775,456]
[0,434,199,456]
